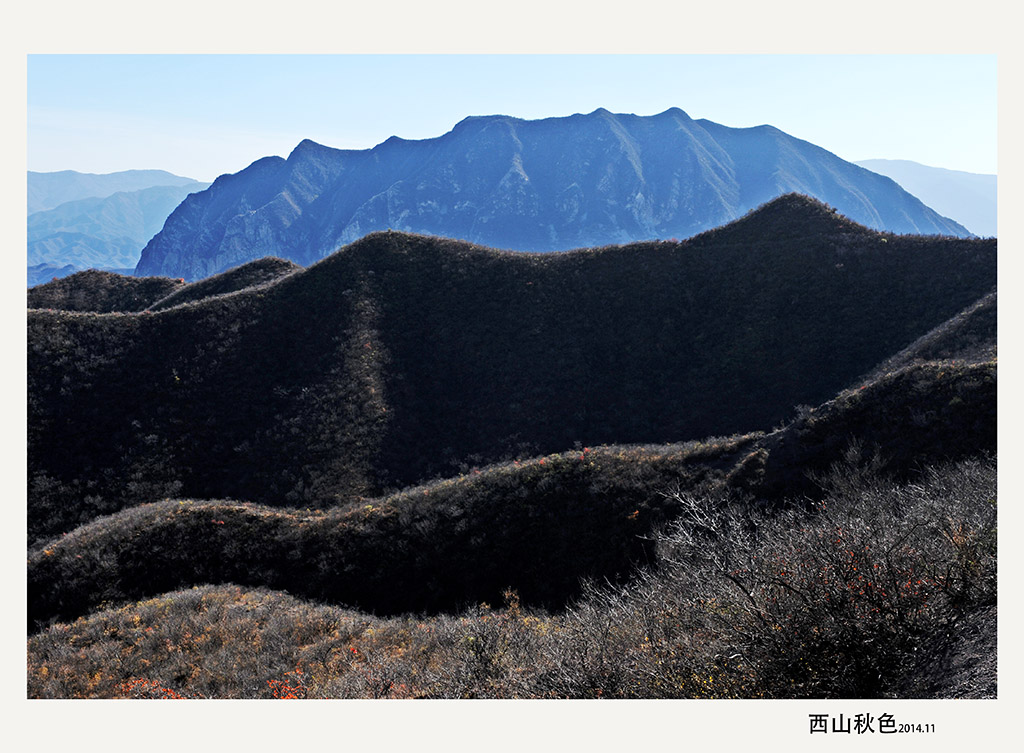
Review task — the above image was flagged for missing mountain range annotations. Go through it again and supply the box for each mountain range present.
[29,194,995,543]
[26,171,208,286]
[28,183,210,269]
[855,159,996,238]
[27,194,997,699]
[134,109,971,281]
[28,169,203,214]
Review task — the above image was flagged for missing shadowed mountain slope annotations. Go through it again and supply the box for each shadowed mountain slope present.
[27,258,302,314]
[134,109,969,280]
[27,269,185,313]
[148,257,303,311]
[862,290,996,379]
[28,347,995,627]
[28,196,995,546]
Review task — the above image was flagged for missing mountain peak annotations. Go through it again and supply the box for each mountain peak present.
[452,114,518,131]
[136,112,973,279]
[657,106,690,119]
[694,193,873,243]
[287,139,339,162]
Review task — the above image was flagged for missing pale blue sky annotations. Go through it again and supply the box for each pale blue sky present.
[28,54,997,182]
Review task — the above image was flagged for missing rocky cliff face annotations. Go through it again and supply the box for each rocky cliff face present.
[135,108,970,280]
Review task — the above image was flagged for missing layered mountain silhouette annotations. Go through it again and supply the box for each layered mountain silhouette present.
[27,196,997,699]
[28,169,203,214]
[30,196,994,546]
[28,353,995,626]
[28,183,210,274]
[855,159,996,238]
[27,262,85,289]
[27,257,301,313]
[27,171,209,287]
[134,109,970,281]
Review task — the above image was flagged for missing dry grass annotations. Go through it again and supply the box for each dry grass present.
[28,458,995,699]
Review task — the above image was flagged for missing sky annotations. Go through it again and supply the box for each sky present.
[27,54,997,182]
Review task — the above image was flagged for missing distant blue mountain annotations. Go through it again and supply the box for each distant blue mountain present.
[855,159,996,238]
[27,262,81,288]
[28,169,203,214]
[135,108,970,280]
[27,182,209,287]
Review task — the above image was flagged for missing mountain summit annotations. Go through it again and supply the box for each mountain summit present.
[135,109,970,280]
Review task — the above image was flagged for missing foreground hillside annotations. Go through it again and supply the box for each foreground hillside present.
[27,269,184,313]
[29,349,994,628]
[28,292,997,695]
[28,454,995,699]
[28,196,995,545]
[27,257,303,313]
[27,195,997,698]
[134,109,969,280]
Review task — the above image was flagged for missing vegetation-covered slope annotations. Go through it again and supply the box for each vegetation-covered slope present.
[863,290,996,378]
[28,196,995,544]
[27,195,997,699]
[28,342,994,628]
[27,269,184,313]
[148,257,303,311]
[28,456,996,699]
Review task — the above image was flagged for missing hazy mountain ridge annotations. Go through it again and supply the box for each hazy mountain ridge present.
[856,159,996,238]
[28,169,203,214]
[28,183,211,275]
[134,109,970,280]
